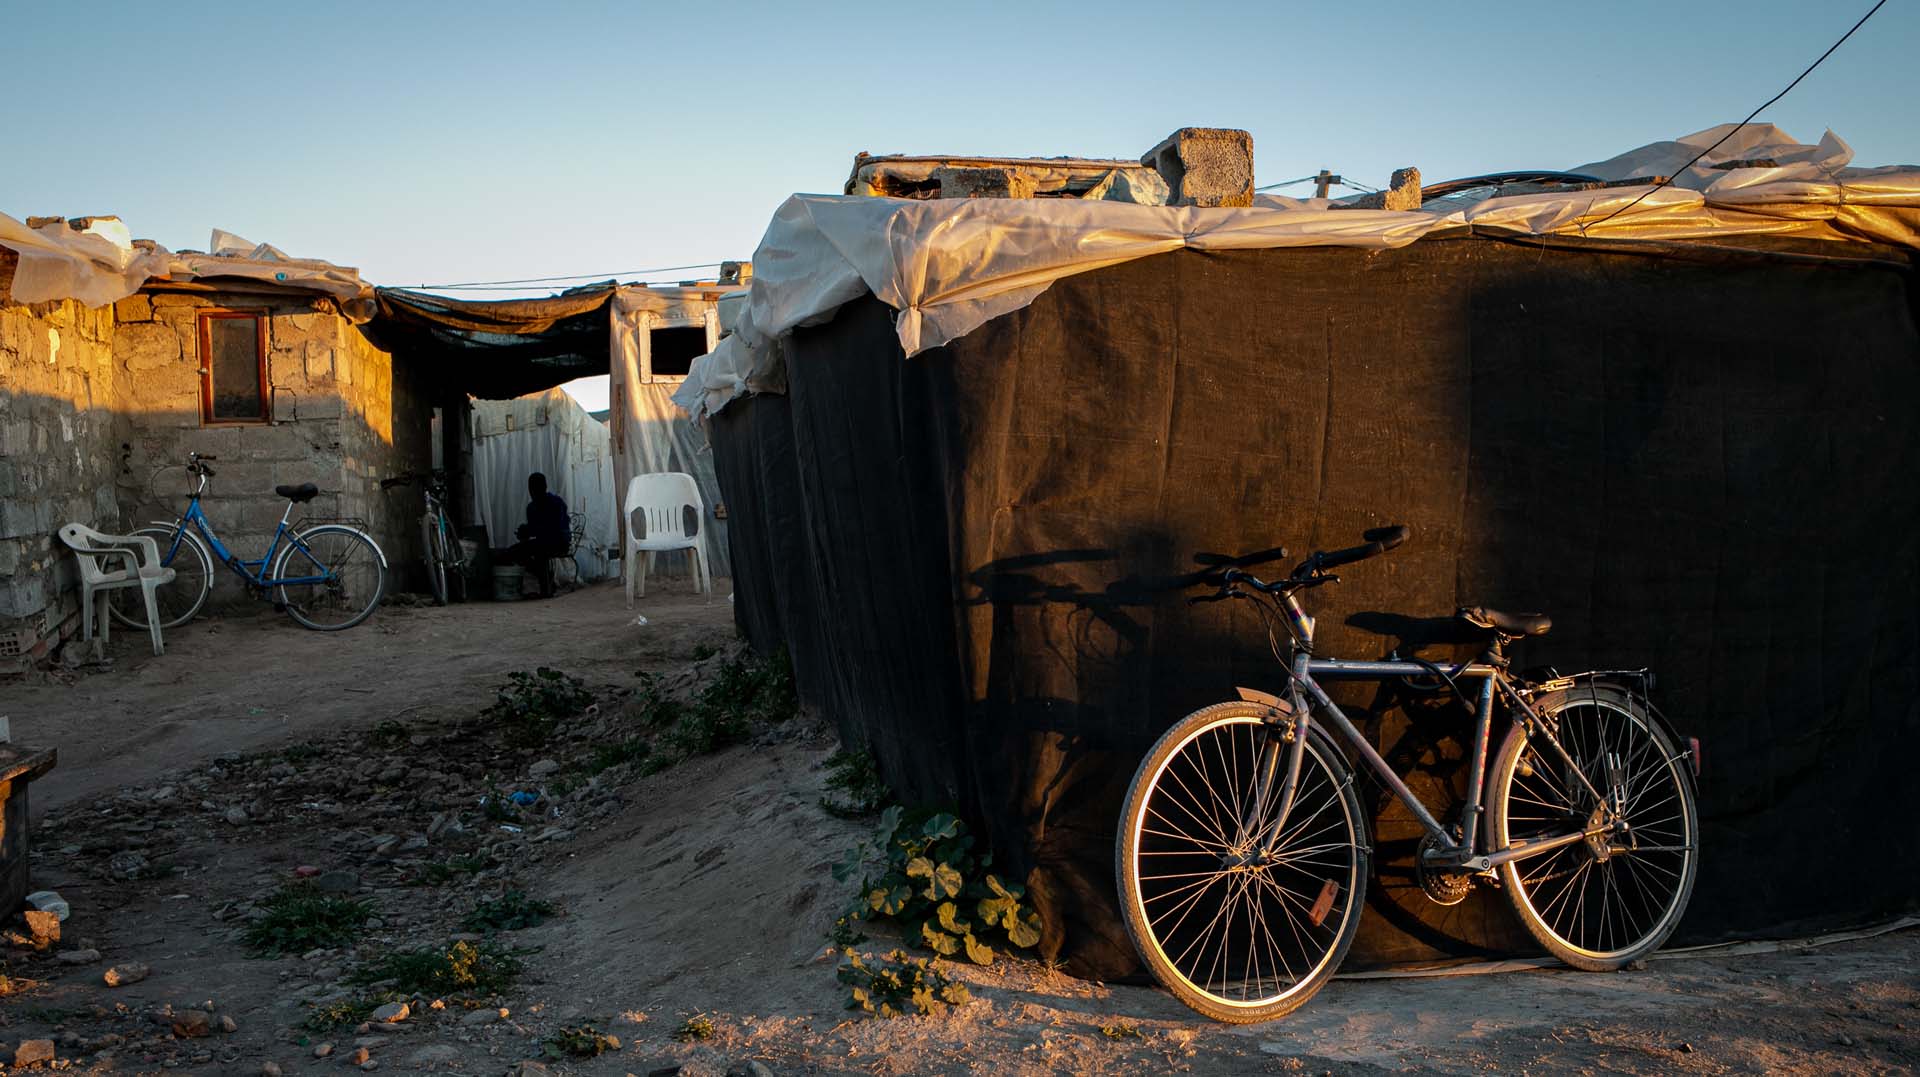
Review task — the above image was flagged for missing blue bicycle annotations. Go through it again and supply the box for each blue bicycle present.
[110,452,387,632]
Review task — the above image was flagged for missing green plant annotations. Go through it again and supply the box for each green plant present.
[243,884,372,956]
[282,742,326,765]
[819,748,891,818]
[697,651,796,726]
[463,891,556,933]
[827,915,868,947]
[481,790,520,823]
[674,1014,716,1041]
[301,996,384,1032]
[366,719,410,750]
[418,851,498,885]
[544,1025,620,1058]
[1100,1022,1144,1040]
[837,950,972,1018]
[586,736,651,775]
[488,668,594,748]
[835,807,1042,966]
[348,940,522,997]
[691,643,719,661]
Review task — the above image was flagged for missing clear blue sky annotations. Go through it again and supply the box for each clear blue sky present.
[3,0,1913,406]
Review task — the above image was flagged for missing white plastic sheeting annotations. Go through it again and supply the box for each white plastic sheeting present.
[470,387,620,580]
[677,125,1920,421]
[608,286,736,577]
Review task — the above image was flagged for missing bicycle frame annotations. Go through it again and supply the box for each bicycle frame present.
[158,481,333,589]
[1244,588,1609,875]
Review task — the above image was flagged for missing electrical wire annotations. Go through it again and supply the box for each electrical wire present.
[403,262,726,290]
[1584,0,1888,231]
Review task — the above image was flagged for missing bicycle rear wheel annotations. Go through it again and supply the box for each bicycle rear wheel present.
[420,512,448,605]
[1117,702,1367,1023]
[109,526,214,630]
[1489,685,1698,970]
[272,525,385,631]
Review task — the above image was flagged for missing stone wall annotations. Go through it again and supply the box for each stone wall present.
[1,257,434,667]
[0,259,125,664]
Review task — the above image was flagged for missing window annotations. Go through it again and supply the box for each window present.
[198,311,267,423]
[646,325,708,381]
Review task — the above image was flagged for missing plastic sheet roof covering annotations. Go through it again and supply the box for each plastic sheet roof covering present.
[675,124,1920,421]
[0,215,373,308]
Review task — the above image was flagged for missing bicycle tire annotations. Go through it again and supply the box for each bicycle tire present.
[271,524,385,631]
[1117,702,1368,1023]
[420,512,448,606]
[108,526,214,631]
[1488,685,1699,971]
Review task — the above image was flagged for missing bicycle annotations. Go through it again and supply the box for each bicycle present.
[110,452,388,632]
[379,470,467,604]
[1116,525,1700,1023]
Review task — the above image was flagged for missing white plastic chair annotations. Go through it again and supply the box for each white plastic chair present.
[623,473,711,605]
[57,522,176,656]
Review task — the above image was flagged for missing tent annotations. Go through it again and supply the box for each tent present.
[471,387,620,580]
[691,126,1920,974]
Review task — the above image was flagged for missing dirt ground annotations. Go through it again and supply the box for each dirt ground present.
[1,579,1916,1076]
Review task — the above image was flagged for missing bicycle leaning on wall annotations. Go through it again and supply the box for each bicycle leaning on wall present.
[379,470,467,604]
[111,452,388,632]
[1116,525,1700,1022]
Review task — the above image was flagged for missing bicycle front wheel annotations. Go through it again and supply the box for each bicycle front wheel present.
[1117,703,1368,1023]
[109,526,214,630]
[1489,685,1699,971]
[272,525,385,631]
[420,512,448,605]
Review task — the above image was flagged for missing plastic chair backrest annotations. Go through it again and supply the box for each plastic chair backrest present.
[58,522,123,585]
[625,472,703,544]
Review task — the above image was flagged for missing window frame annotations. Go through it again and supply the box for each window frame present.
[197,309,270,425]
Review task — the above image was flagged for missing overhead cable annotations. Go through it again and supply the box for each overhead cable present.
[1584,0,1888,231]
[404,262,726,290]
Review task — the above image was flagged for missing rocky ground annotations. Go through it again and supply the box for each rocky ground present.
[1,580,1917,1075]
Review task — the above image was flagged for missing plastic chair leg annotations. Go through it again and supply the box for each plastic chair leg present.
[80,585,96,641]
[694,543,711,597]
[623,547,637,608]
[143,582,164,655]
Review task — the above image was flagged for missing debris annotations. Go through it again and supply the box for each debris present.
[14,1040,56,1067]
[169,1009,213,1038]
[23,909,60,945]
[56,948,101,964]
[108,851,151,880]
[103,961,151,987]
[24,890,70,921]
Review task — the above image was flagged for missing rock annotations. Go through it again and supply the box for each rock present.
[1838,1032,1856,1047]
[727,1062,775,1077]
[406,1044,460,1065]
[57,948,101,965]
[218,1014,238,1034]
[528,759,561,778]
[371,1001,409,1023]
[104,962,151,987]
[108,851,151,880]
[23,909,60,944]
[294,865,321,878]
[314,870,358,894]
[353,1036,393,1050]
[170,1010,213,1038]
[347,1047,371,1065]
[360,1062,379,1073]
[674,1049,730,1077]
[261,1063,284,1076]
[24,890,70,921]
[459,1008,502,1027]
[224,807,250,826]
[15,1040,56,1067]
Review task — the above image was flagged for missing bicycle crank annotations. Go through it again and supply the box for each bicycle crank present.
[1416,832,1473,906]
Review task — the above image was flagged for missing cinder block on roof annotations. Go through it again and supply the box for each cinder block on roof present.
[1337,167,1423,211]
[1141,128,1255,208]
[933,166,1038,200]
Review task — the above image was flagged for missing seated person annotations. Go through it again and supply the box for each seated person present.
[508,472,569,598]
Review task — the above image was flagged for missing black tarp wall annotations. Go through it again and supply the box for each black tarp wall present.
[713,236,1920,974]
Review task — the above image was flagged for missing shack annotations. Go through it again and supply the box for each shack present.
[694,125,1920,973]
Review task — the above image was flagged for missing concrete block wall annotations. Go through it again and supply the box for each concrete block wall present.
[0,275,124,666]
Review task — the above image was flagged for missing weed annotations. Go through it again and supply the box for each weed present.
[674,1014,716,1041]
[242,884,371,956]
[586,737,651,775]
[418,852,497,885]
[544,1024,620,1059]
[828,916,868,947]
[366,719,409,750]
[281,742,326,765]
[835,807,1042,965]
[462,891,555,934]
[488,668,594,748]
[819,748,891,818]
[837,950,971,1018]
[480,790,520,823]
[1100,1022,1144,1039]
[348,940,522,997]
[300,996,383,1032]
[691,642,718,661]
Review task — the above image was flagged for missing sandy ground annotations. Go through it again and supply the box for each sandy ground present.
[1,580,1916,1076]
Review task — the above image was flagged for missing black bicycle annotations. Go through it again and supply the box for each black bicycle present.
[1117,525,1700,1022]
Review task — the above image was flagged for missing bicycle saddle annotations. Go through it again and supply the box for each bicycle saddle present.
[1457,605,1552,637]
[275,483,320,503]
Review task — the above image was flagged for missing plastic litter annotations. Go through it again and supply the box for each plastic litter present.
[498,824,522,833]
[24,891,69,922]
[629,614,651,626]
[509,791,539,807]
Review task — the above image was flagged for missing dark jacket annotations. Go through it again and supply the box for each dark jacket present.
[524,490,570,550]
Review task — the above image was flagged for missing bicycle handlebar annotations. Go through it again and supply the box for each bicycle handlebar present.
[1310,525,1410,571]
[1186,525,1412,604]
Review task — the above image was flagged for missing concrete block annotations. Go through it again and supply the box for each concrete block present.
[0,501,45,540]
[118,322,183,371]
[114,295,154,322]
[293,393,343,421]
[0,574,49,619]
[931,166,1037,200]
[1141,127,1255,208]
[1334,166,1423,211]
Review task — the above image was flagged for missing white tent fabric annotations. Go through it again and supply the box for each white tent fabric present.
[677,125,1920,422]
[471,388,620,580]
[608,286,737,577]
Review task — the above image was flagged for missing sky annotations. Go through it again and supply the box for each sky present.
[3,0,1914,409]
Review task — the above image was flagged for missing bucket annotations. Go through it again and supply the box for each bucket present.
[491,565,524,601]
